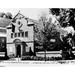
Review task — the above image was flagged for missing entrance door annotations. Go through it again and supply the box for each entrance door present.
[16,45,21,57]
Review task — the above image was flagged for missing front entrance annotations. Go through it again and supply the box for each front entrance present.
[13,39,28,58]
[16,45,21,57]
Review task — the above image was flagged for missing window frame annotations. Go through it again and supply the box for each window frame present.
[11,33,13,38]
[25,31,28,37]
[15,33,17,37]
[22,32,24,37]
[18,33,20,37]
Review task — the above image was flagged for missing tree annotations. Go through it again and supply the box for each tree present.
[35,8,75,60]
[37,12,62,50]
[49,8,75,29]
[0,12,12,19]
[35,11,62,60]
[34,13,48,45]
[0,12,5,18]
[69,9,75,29]
[49,8,75,59]
[6,12,12,19]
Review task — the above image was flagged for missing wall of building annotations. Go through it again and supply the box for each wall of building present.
[7,14,34,57]
[7,43,16,56]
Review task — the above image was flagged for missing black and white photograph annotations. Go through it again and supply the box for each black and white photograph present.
[0,8,75,64]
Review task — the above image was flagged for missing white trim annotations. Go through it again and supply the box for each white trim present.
[0,33,6,37]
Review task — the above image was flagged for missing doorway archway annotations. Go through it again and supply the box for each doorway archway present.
[13,39,28,57]
[13,39,22,57]
[16,44,21,57]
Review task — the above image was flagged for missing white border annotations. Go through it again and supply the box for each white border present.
[0,0,75,75]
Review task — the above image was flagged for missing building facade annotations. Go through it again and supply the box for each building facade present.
[0,17,11,57]
[0,27,7,57]
[7,12,35,58]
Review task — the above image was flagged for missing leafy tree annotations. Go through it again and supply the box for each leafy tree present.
[0,12,12,19]
[50,8,75,29]
[34,13,48,45]
[0,12,5,17]
[35,12,61,51]
[6,12,12,19]
[50,8,75,59]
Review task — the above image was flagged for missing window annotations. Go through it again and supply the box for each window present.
[15,33,17,37]
[25,31,28,37]
[12,24,15,32]
[22,32,24,37]
[11,33,13,38]
[18,21,21,25]
[18,33,20,37]
[12,18,16,23]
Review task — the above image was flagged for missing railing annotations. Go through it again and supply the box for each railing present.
[36,51,75,57]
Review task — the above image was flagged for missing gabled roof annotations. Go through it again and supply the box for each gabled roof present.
[12,11,39,25]
[0,10,39,28]
[12,11,29,21]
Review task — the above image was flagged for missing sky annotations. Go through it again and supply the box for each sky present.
[0,8,49,20]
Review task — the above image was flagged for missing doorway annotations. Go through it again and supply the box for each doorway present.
[16,45,21,57]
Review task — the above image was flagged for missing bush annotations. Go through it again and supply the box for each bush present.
[21,56,62,61]
[61,51,75,60]
[9,54,15,58]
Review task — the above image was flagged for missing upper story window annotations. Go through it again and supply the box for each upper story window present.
[12,24,15,32]
[25,31,28,37]
[15,33,17,37]
[22,32,24,37]
[11,31,29,38]
[18,21,21,25]
[18,33,20,37]
[11,33,13,38]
